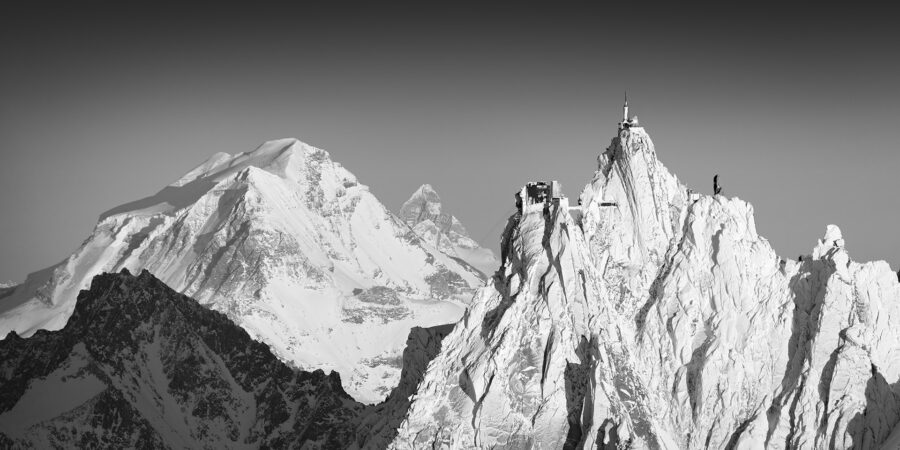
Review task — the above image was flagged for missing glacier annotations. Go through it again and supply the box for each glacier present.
[390,125,900,449]
[0,138,491,404]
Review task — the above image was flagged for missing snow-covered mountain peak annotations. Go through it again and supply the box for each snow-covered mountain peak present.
[392,122,900,448]
[399,184,499,277]
[576,123,690,302]
[411,183,438,196]
[408,183,440,202]
[174,138,338,183]
[0,137,485,403]
[102,138,363,221]
[400,184,445,228]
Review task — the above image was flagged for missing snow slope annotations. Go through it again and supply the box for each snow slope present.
[0,138,484,403]
[390,126,900,448]
[399,184,500,277]
[0,269,362,448]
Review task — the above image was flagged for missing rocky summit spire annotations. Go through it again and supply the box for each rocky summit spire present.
[390,114,900,449]
[618,92,638,130]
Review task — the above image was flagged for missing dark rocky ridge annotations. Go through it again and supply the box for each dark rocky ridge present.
[0,269,363,448]
[0,269,456,449]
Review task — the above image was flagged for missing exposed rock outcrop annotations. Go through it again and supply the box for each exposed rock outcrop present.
[0,269,362,448]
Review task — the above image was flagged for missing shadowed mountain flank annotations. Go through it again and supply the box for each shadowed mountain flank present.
[0,269,362,448]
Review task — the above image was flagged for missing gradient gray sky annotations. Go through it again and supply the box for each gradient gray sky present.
[1,3,898,283]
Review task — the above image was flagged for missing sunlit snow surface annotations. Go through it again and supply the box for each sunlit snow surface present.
[0,138,484,403]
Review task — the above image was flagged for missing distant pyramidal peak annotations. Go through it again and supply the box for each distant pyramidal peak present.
[0,137,487,403]
[399,184,499,277]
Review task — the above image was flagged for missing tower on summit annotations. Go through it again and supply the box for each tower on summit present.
[618,92,639,131]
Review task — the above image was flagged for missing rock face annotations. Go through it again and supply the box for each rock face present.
[0,269,362,448]
[399,184,500,277]
[390,126,900,448]
[0,138,484,403]
[351,323,455,449]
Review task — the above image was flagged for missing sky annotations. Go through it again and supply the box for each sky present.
[1,3,898,283]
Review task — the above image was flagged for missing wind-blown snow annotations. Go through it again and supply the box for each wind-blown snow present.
[0,138,484,403]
